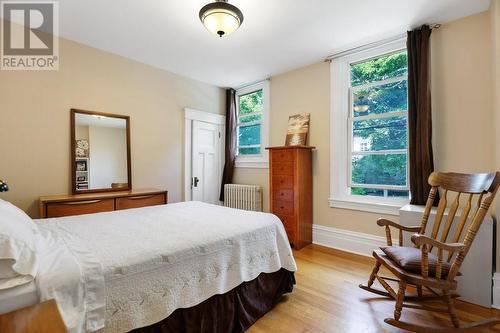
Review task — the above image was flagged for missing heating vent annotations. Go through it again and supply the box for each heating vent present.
[224,184,262,212]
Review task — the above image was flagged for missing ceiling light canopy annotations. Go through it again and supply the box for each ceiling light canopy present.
[199,0,244,37]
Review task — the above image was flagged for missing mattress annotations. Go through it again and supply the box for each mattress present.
[34,201,296,333]
[0,280,39,314]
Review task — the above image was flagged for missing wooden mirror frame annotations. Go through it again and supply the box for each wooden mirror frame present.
[70,109,132,194]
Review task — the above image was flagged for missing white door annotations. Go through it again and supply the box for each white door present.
[191,120,221,204]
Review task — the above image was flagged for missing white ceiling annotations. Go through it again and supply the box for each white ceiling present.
[28,1,495,87]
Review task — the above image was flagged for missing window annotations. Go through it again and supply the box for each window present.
[237,89,263,155]
[330,38,409,215]
[235,81,270,168]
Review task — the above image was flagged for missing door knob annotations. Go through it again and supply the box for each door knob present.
[193,177,200,187]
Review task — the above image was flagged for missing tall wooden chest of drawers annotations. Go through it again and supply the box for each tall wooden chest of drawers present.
[267,146,314,250]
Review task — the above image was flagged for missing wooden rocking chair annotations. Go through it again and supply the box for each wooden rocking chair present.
[359,171,500,332]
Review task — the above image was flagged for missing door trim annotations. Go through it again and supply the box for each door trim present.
[184,108,225,202]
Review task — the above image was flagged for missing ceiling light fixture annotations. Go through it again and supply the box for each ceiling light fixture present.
[199,0,244,37]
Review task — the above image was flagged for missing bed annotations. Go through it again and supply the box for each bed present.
[0,200,296,333]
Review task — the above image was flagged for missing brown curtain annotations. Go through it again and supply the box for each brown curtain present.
[407,25,437,205]
[219,89,237,201]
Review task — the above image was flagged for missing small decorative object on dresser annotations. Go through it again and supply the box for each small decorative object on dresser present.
[39,189,168,218]
[267,145,314,249]
[285,113,310,146]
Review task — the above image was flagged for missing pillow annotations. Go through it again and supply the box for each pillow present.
[381,246,457,278]
[0,199,39,289]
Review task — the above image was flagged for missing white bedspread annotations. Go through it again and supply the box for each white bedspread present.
[35,201,296,333]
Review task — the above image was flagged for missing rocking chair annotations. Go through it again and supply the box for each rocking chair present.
[359,171,500,332]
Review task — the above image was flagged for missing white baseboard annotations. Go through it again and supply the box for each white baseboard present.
[312,224,392,257]
[493,273,500,309]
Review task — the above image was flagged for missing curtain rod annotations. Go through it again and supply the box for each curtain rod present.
[325,33,406,61]
[234,78,270,91]
[325,24,441,61]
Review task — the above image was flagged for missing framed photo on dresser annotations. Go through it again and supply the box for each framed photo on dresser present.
[285,113,310,146]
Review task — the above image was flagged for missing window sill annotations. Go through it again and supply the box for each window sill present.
[328,197,408,216]
[235,160,269,169]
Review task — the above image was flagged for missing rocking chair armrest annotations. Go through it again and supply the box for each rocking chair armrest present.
[411,234,465,252]
[377,218,421,246]
[376,218,421,232]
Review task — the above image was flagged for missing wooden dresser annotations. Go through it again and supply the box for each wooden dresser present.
[267,146,314,250]
[39,189,168,218]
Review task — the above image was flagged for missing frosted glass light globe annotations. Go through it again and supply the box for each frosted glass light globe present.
[199,1,244,37]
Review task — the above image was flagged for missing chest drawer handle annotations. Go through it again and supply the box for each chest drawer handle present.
[64,200,101,205]
[280,193,284,196]
[127,195,156,200]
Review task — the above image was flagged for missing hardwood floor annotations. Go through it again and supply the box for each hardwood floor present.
[248,244,500,333]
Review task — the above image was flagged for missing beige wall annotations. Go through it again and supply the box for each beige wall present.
[234,9,496,239]
[0,30,225,217]
[432,11,495,173]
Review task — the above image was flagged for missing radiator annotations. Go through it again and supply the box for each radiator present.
[224,184,262,212]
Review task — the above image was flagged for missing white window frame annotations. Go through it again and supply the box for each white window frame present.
[329,37,410,215]
[234,80,270,169]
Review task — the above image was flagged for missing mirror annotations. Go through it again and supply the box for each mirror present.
[71,109,131,194]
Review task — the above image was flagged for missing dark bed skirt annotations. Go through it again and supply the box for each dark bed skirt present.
[131,269,295,333]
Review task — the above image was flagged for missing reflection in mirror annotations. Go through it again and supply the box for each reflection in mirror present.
[72,110,130,193]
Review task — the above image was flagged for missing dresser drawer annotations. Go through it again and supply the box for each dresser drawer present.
[284,227,295,244]
[285,226,297,245]
[276,214,296,230]
[272,175,294,189]
[272,149,294,163]
[116,193,166,210]
[273,189,294,202]
[273,201,294,216]
[46,198,115,218]
[272,162,294,175]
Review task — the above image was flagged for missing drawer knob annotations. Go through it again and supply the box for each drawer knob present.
[281,206,284,209]
[281,193,284,196]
